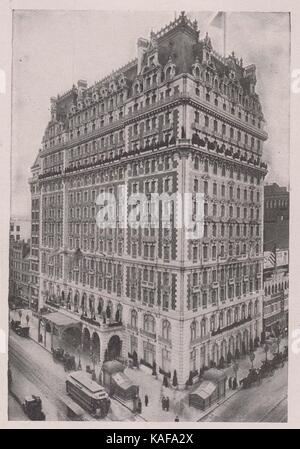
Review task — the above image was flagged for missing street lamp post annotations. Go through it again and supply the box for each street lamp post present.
[232,360,239,388]
[249,351,255,370]
[91,350,97,381]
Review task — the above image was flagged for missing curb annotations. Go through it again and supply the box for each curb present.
[197,387,241,422]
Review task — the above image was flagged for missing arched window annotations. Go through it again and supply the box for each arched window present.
[254,299,259,316]
[248,302,253,318]
[97,297,103,315]
[234,307,239,322]
[212,289,217,305]
[241,304,246,320]
[210,315,216,332]
[219,311,224,328]
[162,320,171,341]
[144,314,155,334]
[131,309,138,328]
[194,66,200,78]
[89,295,95,316]
[74,291,79,312]
[81,293,87,314]
[227,309,232,326]
[115,303,122,322]
[190,321,198,341]
[106,300,113,318]
[201,318,206,337]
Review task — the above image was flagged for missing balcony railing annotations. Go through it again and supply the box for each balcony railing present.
[211,315,252,337]
[139,328,156,340]
[190,333,210,347]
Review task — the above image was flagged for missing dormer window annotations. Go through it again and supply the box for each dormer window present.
[134,82,141,96]
[164,58,176,81]
[166,67,172,80]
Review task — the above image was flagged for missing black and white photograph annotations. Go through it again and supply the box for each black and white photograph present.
[7,7,290,424]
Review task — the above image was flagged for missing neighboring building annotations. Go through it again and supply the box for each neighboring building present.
[28,153,42,312]
[30,12,268,387]
[263,183,289,335]
[264,183,289,251]
[10,216,31,242]
[9,239,31,308]
[263,249,289,335]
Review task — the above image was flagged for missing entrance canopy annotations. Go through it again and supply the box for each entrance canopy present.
[42,311,81,330]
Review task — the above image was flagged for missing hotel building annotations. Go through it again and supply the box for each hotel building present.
[30,12,268,386]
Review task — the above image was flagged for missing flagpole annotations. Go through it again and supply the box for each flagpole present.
[223,12,226,59]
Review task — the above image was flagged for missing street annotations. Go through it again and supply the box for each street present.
[8,331,137,421]
[8,394,29,421]
[200,363,288,422]
[8,323,288,423]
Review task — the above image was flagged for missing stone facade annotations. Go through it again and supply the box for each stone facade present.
[263,252,289,335]
[30,12,268,387]
[264,183,289,251]
[9,239,31,307]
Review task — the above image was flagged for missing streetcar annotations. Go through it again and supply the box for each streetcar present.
[66,371,111,418]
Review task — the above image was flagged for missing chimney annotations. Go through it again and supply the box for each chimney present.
[50,96,57,121]
[137,38,149,74]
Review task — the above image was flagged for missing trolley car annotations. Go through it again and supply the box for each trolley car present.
[66,371,110,418]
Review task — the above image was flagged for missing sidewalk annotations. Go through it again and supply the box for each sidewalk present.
[223,337,288,382]
[10,309,102,374]
[124,337,288,422]
[9,309,288,422]
[124,364,240,422]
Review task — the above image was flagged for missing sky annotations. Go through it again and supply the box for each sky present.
[11,10,290,217]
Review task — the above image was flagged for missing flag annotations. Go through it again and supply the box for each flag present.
[207,11,227,57]
[209,11,225,29]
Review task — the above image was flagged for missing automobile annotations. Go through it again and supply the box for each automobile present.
[15,325,30,338]
[22,395,46,420]
[10,319,21,331]
[52,346,65,361]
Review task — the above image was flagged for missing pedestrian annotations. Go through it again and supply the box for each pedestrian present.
[145,394,149,407]
[166,396,170,412]
[228,377,232,389]
[174,415,179,422]
[233,377,237,390]
[162,396,166,411]
[137,397,142,413]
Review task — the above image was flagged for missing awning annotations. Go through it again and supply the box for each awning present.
[202,368,227,382]
[42,311,81,329]
[112,372,133,390]
[193,381,216,400]
[102,360,124,375]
